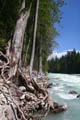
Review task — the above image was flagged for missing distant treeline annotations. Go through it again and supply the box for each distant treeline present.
[48,49,80,74]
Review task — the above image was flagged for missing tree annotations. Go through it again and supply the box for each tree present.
[0,0,63,73]
[48,49,80,74]
[8,0,32,79]
[30,0,39,75]
[39,36,43,75]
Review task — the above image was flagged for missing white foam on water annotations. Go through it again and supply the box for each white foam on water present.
[57,93,77,100]
[49,90,53,94]
[52,85,64,91]
[51,74,80,84]
[48,73,80,100]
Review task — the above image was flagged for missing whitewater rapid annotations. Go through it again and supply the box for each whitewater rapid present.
[46,73,80,120]
[48,73,80,100]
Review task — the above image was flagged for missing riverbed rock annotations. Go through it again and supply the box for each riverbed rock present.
[69,91,78,94]
[50,102,67,114]
[77,94,80,98]
[53,102,68,113]
[47,83,53,88]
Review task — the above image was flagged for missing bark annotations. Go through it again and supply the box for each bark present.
[30,0,39,75]
[21,33,27,67]
[26,38,31,59]
[24,38,31,66]
[9,0,32,78]
[0,51,67,120]
[39,37,43,76]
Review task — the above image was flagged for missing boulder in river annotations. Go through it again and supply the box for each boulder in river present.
[69,90,78,94]
[47,83,53,88]
[50,102,68,114]
[77,94,80,98]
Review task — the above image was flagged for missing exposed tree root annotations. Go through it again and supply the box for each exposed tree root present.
[0,51,67,120]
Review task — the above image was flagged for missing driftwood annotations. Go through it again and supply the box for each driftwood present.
[0,51,67,120]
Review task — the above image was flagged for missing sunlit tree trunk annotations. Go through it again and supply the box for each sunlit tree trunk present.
[39,37,43,76]
[21,33,27,67]
[9,0,32,78]
[30,0,39,75]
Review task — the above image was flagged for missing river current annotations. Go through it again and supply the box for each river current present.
[46,73,80,120]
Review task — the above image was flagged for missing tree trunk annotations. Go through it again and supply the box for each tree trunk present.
[30,0,39,75]
[9,0,32,78]
[21,33,27,67]
[39,37,43,76]
[24,38,31,65]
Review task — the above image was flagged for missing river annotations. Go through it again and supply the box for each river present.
[46,73,80,120]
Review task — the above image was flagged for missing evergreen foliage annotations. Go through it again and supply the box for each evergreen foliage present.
[0,0,63,72]
[48,49,80,74]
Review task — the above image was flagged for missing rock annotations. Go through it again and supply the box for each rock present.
[50,102,68,114]
[20,94,25,100]
[53,103,68,113]
[19,86,26,92]
[69,91,78,94]
[53,102,59,108]
[62,104,68,110]
[47,83,53,88]
[77,94,80,98]
[69,91,80,99]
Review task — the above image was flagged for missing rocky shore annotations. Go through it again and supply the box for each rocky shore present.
[0,51,67,120]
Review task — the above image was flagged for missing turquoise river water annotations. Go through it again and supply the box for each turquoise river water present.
[46,73,80,120]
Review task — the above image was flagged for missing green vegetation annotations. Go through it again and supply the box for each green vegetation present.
[0,0,63,72]
[48,49,80,74]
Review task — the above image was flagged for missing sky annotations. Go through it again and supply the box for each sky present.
[54,0,80,52]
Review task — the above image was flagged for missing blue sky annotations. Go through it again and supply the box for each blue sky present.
[55,0,80,52]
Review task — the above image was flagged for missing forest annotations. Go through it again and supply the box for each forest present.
[0,0,67,120]
[0,0,63,73]
[48,49,80,74]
